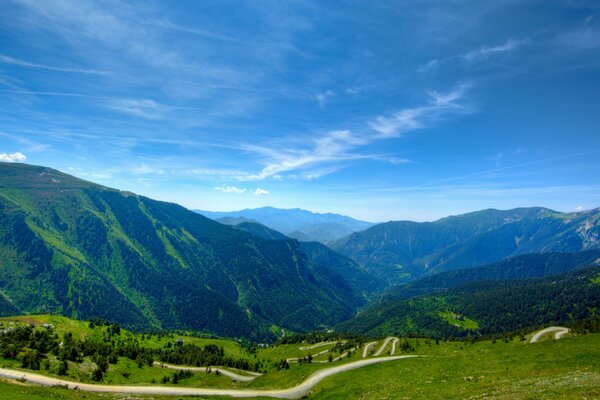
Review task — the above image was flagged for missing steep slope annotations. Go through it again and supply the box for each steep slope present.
[336,265,600,338]
[332,207,600,283]
[197,206,374,243]
[0,163,363,339]
[383,250,600,301]
[229,220,385,294]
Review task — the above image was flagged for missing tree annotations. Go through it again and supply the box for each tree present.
[91,368,103,381]
[57,360,69,376]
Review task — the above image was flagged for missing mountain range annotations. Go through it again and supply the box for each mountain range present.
[331,207,600,284]
[197,206,374,243]
[0,163,364,340]
[2,162,600,342]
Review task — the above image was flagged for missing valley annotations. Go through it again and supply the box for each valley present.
[0,163,599,399]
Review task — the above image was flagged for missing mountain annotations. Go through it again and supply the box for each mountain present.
[197,206,374,243]
[382,249,600,302]
[336,264,600,338]
[0,162,364,340]
[228,220,386,294]
[331,207,600,283]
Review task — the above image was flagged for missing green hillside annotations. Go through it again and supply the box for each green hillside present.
[0,314,599,399]
[336,266,600,338]
[0,163,364,340]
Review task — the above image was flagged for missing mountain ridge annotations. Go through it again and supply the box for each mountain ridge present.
[0,162,364,340]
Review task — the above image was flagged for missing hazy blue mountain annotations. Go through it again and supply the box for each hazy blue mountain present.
[0,163,364,340]
[215,216,260,226]
[197,206,374,243]
[332,207,600,283]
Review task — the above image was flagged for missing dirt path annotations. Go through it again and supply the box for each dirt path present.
[154,362,260,382]
[530,326,570,343]
[0,356,418,399]
[390,338,400,355]
[373,337,395,356]
[298,341,344,351]
[362,341,377,358]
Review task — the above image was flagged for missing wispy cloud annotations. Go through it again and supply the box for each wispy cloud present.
[107,98,162,119]
[463,39,526,62]
[369,84,471,137]
[131,163,164,175]
[0,152,26,162]
[0,55,107,75]
[254,188,270,196]
[234,86,470,181]
[557,22,600,49]
[213,185,246,194]
[315,90,334,106]
[237,129,368,181]
[419,39,527,72]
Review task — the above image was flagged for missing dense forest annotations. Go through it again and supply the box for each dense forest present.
[336,266,600,338]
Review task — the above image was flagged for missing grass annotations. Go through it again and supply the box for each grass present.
[308,334,600,399]
[438,311,479,330]
[1,315,599,399]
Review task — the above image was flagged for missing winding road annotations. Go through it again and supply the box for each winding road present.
[530,326,570,343]
[0,355,418,399]
[373,337,395,356]
[154,362,260,382]
[362,341,377,358]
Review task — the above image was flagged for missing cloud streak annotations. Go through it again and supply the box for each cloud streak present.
[0,55,107,75]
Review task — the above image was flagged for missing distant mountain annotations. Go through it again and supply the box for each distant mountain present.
[336,263,600,338]
[0,163,364,340]
[197,206,374,243]
[215,216,260,226]
[331,207,600,283]
[228,220,386,294]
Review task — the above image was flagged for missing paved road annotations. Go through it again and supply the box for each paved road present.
[154,362,260,382]
[362,341,377,358]
[0,356,418,399]
[530,326,570,343]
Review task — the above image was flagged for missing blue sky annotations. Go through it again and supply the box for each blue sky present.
[1,0,599,221]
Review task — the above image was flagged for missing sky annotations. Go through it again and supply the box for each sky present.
[1,0,599,222]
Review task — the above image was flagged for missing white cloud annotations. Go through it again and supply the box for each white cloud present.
[213,185,246,194]
[0,152,26,162]
[315,90,334,106]
[463,39,525,62]
[575,205,583,211]
[254,188,270,196]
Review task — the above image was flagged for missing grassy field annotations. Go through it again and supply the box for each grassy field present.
[1,315,599,399]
